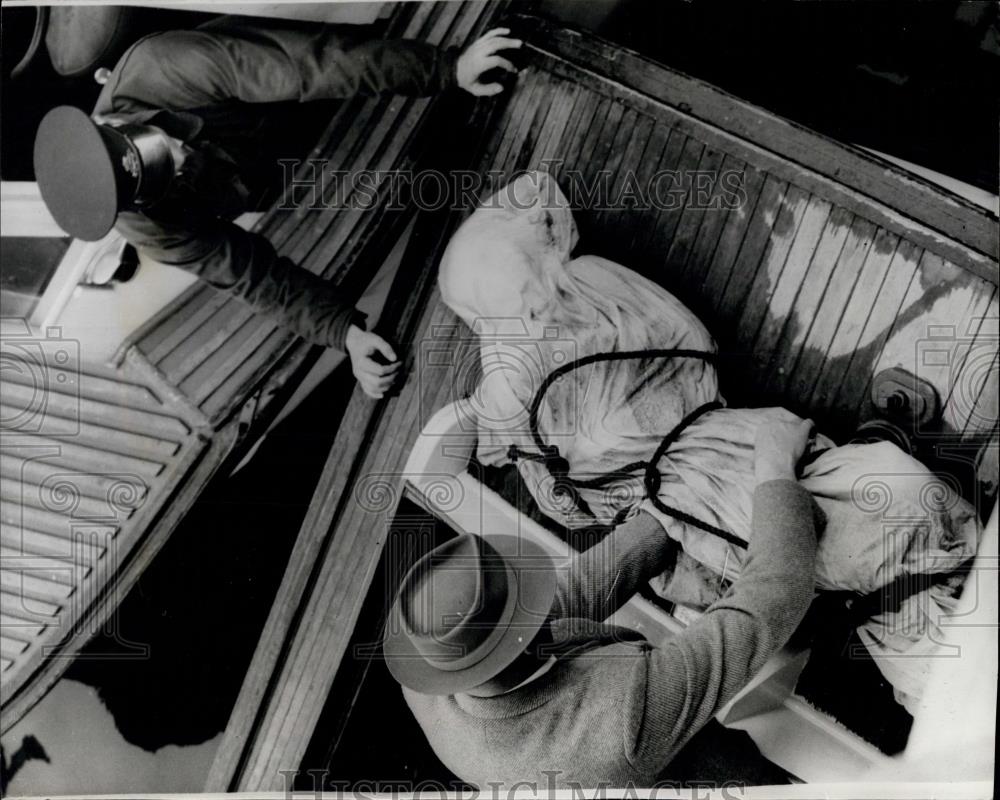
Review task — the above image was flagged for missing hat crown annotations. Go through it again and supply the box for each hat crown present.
[400,536,514,668]
[384,533,557,695]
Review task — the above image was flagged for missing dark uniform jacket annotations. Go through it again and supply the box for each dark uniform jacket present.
[93,16,458,349]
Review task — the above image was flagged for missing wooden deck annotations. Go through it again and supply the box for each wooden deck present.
[0,0,500,732]
[0,321,214,727]
[208,11,998,790]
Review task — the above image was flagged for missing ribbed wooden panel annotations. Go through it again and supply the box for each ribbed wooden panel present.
[130,0,491,425]
[0,350,206,716]
[473,63,998,444]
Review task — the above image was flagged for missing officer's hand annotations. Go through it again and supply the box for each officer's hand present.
[754,412,815,485]
[345,325,400,399]
[456,28,522,97]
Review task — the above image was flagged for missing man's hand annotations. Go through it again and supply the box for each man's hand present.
[345,324,400,399]
[456,27,522,97]
[754,412,814,485]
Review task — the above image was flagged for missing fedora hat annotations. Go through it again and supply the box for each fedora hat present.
[34,105,176,241]
[384,533,557,695]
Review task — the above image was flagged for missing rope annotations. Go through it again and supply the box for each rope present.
[508,348,748,549]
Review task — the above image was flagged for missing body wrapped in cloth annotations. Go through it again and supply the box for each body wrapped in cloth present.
[439,172,981,711]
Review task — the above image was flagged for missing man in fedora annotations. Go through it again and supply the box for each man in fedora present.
[385,414,821,788]
[32,18,520,398]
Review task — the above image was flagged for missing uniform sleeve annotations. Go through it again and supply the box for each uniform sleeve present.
[116,212,363,350]
[627,480,819,774]
[95,21,457,116]
[551,511,677,622]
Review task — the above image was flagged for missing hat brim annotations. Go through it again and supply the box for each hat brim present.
[383,534,558,695]
[34,106,119,241]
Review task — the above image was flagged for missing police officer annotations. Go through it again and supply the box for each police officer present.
[33,19,521,397]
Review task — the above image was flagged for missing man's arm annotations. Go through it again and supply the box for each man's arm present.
[117,212,362,350]
[95,22,519,116]
[550,511,677,623]
[628,416,819,774]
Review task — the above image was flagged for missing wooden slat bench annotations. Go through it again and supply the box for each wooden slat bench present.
[0,0,503,734]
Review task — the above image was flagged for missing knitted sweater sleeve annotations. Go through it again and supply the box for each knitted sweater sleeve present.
[627,479,819,775]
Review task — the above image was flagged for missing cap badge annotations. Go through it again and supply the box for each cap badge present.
[121,150,140,178]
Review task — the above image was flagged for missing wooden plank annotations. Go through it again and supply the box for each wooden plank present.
[127,284,209,361]
[872,256,995,431]
[200,330,297,422]
[0,591,60,621]
[266,99,388,248]
[284,99,416,265]
[639,135,705,286]
[782,215,877,403]
[961,351,999,439]
[597,112,660,244]
[0,367,162,411]
[241,297,461,792]
[525,78,583,170]
[1,477,131,523]
[0,614,45,642]
[209,210,460,791]
[0,454,148,506]
[265,1,458,246]
[758,204,852,400]
[0,382,189,441]
[0,499,119,541]
[0,569,74,603]
[590,107,648,231]
[0,433,165,481]
[529,46,996,282]
[490,71,553,179]
[808,227,901,412]
[618,121,675,260]
[715,174,788,323]
[183,320,279,406]
[945,290,1000,435]
[1,636,29,659]
[666,144,727,285]
[830,239,924,425]
[677,152,746,294]
[0,548,84,584]
[156,299,262,385]
[739,189,822,356]
[621,123,687,265]
[257,0,441,227]
[577,99,626,190]
[516,14,997,261]
[547,86,604,186]
[510,72,568,175]
[699,162,767,308]
[293,101,432,274]
[724,182,807,348]
[0,406,178,463]
[0,523,107,564]
[143,289,232,366]
[1,423,217,733]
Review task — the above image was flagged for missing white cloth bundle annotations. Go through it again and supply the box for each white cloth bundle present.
[439,171,980,709]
